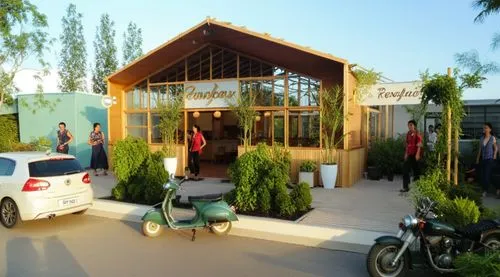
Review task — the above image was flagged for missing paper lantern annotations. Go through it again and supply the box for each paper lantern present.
[264,111,271,117]
[193,111,200,118]
[255,115,261,122]
[213,111,221,118]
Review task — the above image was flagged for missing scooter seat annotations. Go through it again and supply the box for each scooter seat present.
[188,193,223,202]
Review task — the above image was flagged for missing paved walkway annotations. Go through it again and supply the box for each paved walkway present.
[90,173,499,234]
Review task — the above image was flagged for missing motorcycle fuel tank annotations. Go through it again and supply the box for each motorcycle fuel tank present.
[424,219,456,237]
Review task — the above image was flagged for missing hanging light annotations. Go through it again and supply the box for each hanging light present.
[213,111,221,118]
[193,111,200,118]
[264,111,271,117]
[255,115,261,122]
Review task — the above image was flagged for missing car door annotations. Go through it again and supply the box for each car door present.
[0,158,17,197]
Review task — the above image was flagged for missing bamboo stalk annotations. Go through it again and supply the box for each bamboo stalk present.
[446,67,452,182]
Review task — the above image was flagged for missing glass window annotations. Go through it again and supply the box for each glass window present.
[150,85,167,109]
[28,158,83,177]
[223,50,237,79]
[127,127,147,140]
[253,80,272,106]
[288,111,320,147]
[239,56,251,78]
[127,113,147,127]
[273,111,285,145]
[126,82,147,109]
[273,78,285,106]
[299,78,320,107]
[168,84,184,100]
[240,81,251,99]
[211,47,223,79]
[0,158,15,176]
[288,73,299,107]
[253,112,272,145]
[149,60,185,83]
[151,113,184,144]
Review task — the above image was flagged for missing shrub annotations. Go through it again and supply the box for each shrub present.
[291,182,312,213]
[448,182,482,208]
[299,160,317,172]
[223,189,236,204]
[441,197,480,228]
[454,251,500,277]
[275,187,296,217]
[127,183,144,203]
[257,187,271,215]
[112,182,127,200]
[411,169,448,214]
[30,136,52,151]
[480,207,499,220]
[112,136,149,183]
[143,151,168,204]
[0,115,19,152]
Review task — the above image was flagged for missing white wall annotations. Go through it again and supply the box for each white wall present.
[392,104,442,137]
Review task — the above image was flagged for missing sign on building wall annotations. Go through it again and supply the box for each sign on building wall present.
[184,81,238,109]
[360,81,423,106]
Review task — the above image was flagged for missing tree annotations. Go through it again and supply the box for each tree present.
[228,93,257,152]
[92,14,118,95]
[122,22,143,66]
[0,0,51,109]
[473,0,500,23]
[58,3,87,92]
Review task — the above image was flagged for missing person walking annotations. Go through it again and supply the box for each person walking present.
[189,125,206,181]
[427,124,437,151]
[401,120,423,193]
[56,122,73,154]
[476,122,498,197]
[88,123,109,176]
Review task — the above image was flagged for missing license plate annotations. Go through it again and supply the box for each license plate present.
[59,197,78,207]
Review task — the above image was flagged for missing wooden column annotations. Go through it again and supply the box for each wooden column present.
[446,67,452,182]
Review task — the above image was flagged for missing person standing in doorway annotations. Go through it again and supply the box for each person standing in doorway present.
[56,122,73,154]
[186,130,194,177]
[427,125,437,151]
[189,125,206,181]
[476,122,498,198]
[401,120,423,193]
[88,123,109,176]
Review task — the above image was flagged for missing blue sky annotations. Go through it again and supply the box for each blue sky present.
[30,0,500,99]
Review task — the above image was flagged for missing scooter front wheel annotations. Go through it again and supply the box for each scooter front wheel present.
[210,222,232,236]
[142,221,163,238]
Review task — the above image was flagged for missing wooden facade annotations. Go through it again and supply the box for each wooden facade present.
[107,18,367,187]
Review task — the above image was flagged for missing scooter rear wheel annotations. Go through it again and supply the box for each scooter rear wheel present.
[142,221,163,238]
[210,222,232,236]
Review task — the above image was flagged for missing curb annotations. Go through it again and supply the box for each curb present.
[87,199,391,254]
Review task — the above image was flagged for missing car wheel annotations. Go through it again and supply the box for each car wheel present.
[1,198,19,228]
[73,209,87,215]
[210,222,232,236]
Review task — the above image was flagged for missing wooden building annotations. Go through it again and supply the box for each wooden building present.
[107,18,368,187]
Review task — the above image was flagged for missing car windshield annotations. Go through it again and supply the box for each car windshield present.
[29,158,84,177]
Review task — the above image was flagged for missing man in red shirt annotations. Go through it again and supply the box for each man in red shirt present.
[401,120,422,192]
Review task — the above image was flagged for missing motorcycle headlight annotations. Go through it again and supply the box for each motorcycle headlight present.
[402,215,418,229]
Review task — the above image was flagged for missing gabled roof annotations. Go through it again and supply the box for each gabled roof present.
[107,18,347,85]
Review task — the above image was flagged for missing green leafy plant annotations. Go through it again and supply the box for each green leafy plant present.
[143,151,168,204]
[111,182,127,201]
[0,115,19,152]
[447,182,483,208]
[441,197,480,227]
[275,186,296,217]
[112,136,149,183]
[454,251,500,277]
[29,136,51,151]
[290,182,312,213]
[158,94,183,157]
[351,68,381,103]
[320,85,348,165]
[228,92,257,152]
[299,160,317,172]
[411,169,448,214]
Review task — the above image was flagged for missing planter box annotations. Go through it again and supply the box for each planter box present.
[299,172,314,188]
[320,164,338,189]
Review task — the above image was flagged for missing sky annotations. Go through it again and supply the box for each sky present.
[23,0,500,99]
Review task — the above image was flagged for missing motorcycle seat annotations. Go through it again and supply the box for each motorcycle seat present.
[188,193,223,203]
[456,220,499,241]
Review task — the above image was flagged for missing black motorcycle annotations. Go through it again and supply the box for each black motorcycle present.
[366,197,500,277]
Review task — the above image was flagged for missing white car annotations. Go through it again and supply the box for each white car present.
[0,152,93,228]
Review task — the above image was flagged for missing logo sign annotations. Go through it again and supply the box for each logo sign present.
[64,179,71,186]
[101,95,117,108]
[184,81,238,109]
[360,81,423,106]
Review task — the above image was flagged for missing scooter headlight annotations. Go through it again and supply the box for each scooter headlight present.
[402,215,418,229]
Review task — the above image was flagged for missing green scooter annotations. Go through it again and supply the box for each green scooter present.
[141,177,238,240]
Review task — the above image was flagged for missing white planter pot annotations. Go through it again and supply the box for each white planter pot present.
[320,164,338,189]
[163,157,177,178]
[298,172,315,188]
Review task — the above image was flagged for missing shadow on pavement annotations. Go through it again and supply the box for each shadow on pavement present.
[6,236,88,277]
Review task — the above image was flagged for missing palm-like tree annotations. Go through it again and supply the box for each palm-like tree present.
[474,0,500,22]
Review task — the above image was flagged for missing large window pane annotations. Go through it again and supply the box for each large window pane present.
[274,78,285,106]
[150,85,167,109]
[127,113,147,127]
[299,78,320,107]
[127,127,147,140]
[273,111,285,145]
[151,113,184,144]
[240,81,251,99]
[288,73,299,107]
[462,107,485,139]
[149,60,185,83]
[253,112,272,145]
[288,111,320,147]
[223,50,237,78]
[253,80,272,106]
[211,47,223,79]
[168,84,184,100]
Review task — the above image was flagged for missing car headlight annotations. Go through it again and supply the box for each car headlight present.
[402,215,418,229]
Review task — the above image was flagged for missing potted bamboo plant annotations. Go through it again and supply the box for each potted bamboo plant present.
[158,94,184,178]
[228,93,257,153]
[320,86,348,189]
[299,160,317,188]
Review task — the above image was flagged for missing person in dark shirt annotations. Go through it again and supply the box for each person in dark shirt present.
[401,120,423,193]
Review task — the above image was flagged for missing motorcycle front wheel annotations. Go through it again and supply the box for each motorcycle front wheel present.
[366,243,410,277]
